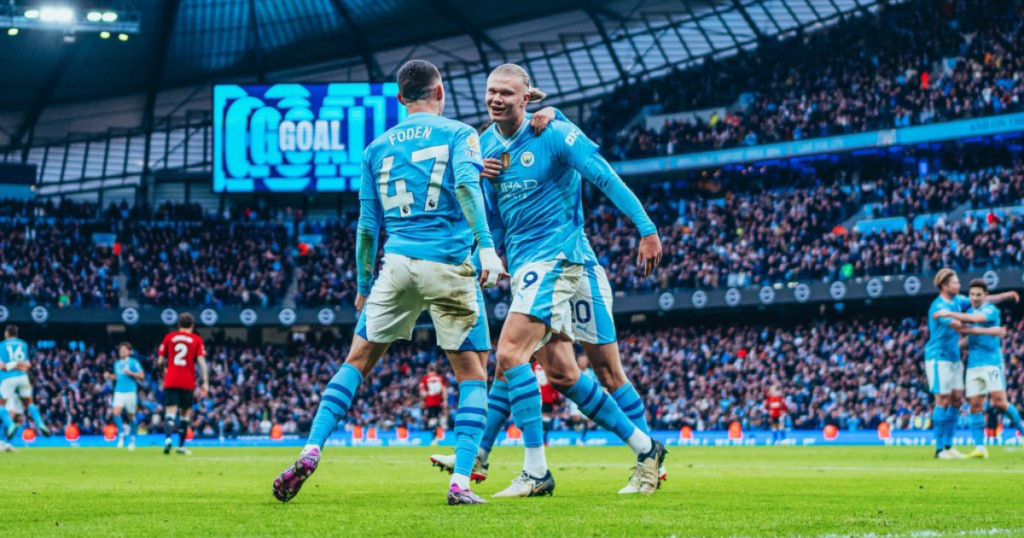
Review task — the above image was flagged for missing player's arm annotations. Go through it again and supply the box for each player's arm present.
[955,325,1007,337]
[958,336,969,350]
[566,129,662,276]
[934,310,989,323]
[452,127,506,288]
[471,181,507,271]
[156,340,167,368]
[128,362,146,382]
[355,150,383,311]
[530,107,569,134]
[196,354,210,397]
[988,291,1019,305]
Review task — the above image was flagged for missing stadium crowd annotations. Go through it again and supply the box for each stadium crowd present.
[2,161,1024,307]
[121,220,293,308]
[592,0,1024,160]
[18,312,1024,436]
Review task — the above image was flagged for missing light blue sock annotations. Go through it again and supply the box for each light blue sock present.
[611,382,649,434]
[1004,404,1024,435]
[479,381,510,455]
[130,414,139,438]
[27,404,46,430]
[114,415,124,437]
[944,407,959,448]
[505,363,544,448]
[0,407,13,432]
[453,380,488,479]
[307,363,364,450]
[932,406,947,451]
[968,412,985,447]
[564,374,635,441]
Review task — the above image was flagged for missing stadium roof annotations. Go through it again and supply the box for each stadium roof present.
[1,0,893,195]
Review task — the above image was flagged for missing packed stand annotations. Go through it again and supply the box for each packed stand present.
[20,312,1024,435]
[122,220,293,307]
[0,220,120,308]
[593,0,1024,160]
[587,165,1024,291]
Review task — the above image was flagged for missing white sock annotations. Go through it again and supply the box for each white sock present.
[477,447,490,466]
[302,443,320,455]
[626,428,653,456]
[523,446,547,477]
[451,473,471,490]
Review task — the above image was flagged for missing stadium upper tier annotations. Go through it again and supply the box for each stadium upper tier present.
[593,0,1024,162]
[22,313,1024,436]
[3,161,1024,310]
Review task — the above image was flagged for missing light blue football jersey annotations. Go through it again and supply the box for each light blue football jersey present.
[480,114,598,274]
[0,337,30,380]
[966,303,1003,368]
[359,112,484,265]
[114,357,143,393]
[925,294,971,362]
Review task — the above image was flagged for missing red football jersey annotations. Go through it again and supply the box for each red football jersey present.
[159,330,205,390]
[421,373,445,408]
[765,395,788,418]
[533,363,559,405]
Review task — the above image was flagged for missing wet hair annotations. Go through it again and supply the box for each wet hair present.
[118,341,133,352]
[969,279,989,294]
[397,60,442,102]
[5,325,17,338]
[490,64,547,102]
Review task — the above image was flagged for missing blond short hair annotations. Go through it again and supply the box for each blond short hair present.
[934,268,957,290]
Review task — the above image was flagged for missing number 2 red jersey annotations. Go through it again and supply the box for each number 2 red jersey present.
[420,373,446,408]
[765,395,788,418]
[159,330,206,390]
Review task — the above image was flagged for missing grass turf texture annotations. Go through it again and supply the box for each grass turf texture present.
[1,445,1023,538]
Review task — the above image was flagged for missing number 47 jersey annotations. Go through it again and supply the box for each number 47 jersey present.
[360,111,484,265]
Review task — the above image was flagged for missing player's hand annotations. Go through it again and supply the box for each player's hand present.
[481,158,503,180]
[637,233,663,277]
[355,293,368,312]
[478,247,508,288]
[530,107,557,135]
[994,327,1008,338]
[1008,291,1020,303]
[200,384,210,399]
[15,362,29,372]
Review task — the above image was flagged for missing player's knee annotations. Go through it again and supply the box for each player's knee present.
[592,366,626,392]
[495,348,527,371]
[546,369,579,393]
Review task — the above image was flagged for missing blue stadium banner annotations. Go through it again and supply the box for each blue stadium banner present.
[213,83,407,193]
[614,112,1024,176]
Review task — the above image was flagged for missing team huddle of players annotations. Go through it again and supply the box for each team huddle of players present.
[926,269,1024,460]
[271,60,667,505]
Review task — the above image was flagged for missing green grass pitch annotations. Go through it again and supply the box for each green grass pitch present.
[2,445,1023,537]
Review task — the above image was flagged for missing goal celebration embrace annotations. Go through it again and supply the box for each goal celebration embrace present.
[271,59,667,505]
[4,1,1024,536]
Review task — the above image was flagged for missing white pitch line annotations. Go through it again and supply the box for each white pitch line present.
[697,527,1024,538]
[186,457,1024,475]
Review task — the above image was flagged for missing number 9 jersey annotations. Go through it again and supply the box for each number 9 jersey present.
[158,330,206,391]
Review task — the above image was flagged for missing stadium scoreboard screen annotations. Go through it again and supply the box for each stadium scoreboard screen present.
[213,83,407,193]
